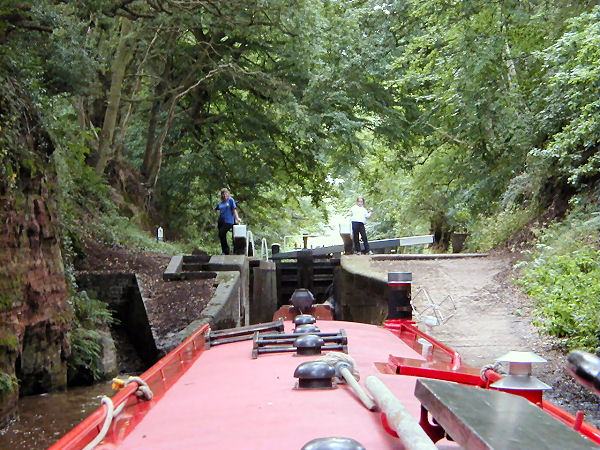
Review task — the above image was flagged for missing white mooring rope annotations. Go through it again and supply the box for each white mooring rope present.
[83,376,153,449]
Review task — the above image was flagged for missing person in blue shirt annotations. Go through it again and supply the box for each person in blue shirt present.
[215,188,240,254]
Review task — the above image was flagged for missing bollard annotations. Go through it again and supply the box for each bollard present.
[339,223,353,254]
[297,250,314,292]
[233,224,247,255]
[302,233,309,249]
[157,226,163,242]
[387,272,412,320]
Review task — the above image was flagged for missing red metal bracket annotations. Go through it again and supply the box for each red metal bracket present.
[419,406,446,443]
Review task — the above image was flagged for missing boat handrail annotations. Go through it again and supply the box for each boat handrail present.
[384,320,462,371]
[247,230,255,256]
[260,237,269,261]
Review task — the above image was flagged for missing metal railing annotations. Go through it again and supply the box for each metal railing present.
[260,238,269,261]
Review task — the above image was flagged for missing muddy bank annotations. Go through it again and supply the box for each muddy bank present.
[75,240,215,351]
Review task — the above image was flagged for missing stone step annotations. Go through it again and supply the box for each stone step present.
[163,271,218,281]
[183,255,211,264]
[278,260,338,266]
[313,275,334,281]
[182,263,210,271]
[314,276,333,282]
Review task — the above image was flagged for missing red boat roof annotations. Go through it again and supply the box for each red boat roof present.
[102,320,427,449]
[53,316,600,449]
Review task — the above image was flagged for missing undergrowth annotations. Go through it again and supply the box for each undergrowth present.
[468,206,538,251]
[516,206,600,351]
[0,372,18,394]
[67,290,115,382]
[92,212,186,253]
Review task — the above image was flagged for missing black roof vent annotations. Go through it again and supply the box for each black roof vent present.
[294,314,317,326]
[294,361,335,390]
[294,324,321,334]
[294,334,324,356]
[290,288,315,313]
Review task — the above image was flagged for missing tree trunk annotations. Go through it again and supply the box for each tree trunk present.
[115,24,163,162]
[140,77,166,187]
[141,60,223,189]
[95,18,134,174]
[430,214,451,252]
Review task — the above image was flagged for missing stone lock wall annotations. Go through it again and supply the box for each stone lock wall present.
[76,273,158,369]
[333,257,390,325]
[160,270,241,353]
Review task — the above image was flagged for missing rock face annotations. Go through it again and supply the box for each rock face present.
[0,79,71,422]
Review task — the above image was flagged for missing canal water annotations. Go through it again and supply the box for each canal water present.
[0,382,115,449]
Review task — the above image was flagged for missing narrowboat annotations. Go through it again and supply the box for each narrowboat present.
[51,289,600,449]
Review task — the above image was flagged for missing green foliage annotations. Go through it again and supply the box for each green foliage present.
[48,95,185,253]
[516,209,600,351]
[528,7,600,189]
[2,0,599,263]
[351,1,599,251]
[0,329,18,352]
[67,290,113,382]
[0,371,18,394]
[518,248,599,351]
[0,73,48,189]
[532,204,600,254]
[468,206,538,251]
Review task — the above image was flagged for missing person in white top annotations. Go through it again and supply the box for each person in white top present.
[346,196,373,254]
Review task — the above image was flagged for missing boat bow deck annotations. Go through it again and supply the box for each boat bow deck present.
[108,320,427,449]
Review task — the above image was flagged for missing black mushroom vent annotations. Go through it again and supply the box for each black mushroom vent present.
[294,334,324,356]
[294,324,321,334]
[294,361,336,390]
[294,314,317,326]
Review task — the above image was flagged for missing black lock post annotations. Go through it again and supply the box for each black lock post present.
[387,272,412,319]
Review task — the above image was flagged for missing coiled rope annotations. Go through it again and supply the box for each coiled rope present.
[480,361,505,381]
[83,376,153,450]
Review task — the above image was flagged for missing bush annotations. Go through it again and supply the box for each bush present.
[67,290,115,383]
[468,206,537,251]
[516,209,600,351]
[0,371,18,394]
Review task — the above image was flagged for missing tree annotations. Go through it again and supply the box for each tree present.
[95,17,135,174]
[354,0,599,245]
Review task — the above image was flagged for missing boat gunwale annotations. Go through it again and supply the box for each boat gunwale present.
[49,323,210,450]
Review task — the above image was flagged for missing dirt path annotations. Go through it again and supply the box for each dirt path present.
[371,254,532,367]
[368,253,600,428]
